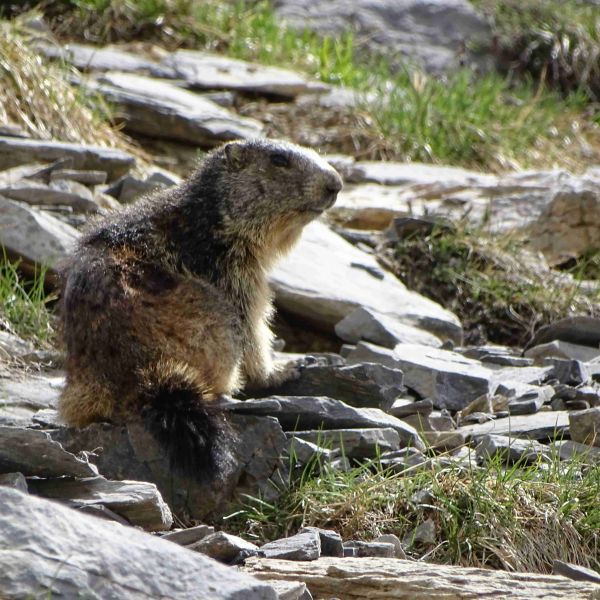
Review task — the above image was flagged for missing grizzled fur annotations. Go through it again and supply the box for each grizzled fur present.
[59,139,342,476]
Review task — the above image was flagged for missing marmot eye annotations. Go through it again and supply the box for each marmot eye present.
[270,152,290,168]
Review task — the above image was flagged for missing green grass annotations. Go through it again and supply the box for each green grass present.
[225,446,600,572]
[0,256,54,346]
[26,0,600,170]
[380,224,600,346]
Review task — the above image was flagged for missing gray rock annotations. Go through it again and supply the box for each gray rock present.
[421,430,466,452]
[0,179,99,212]
[51,413,288,520]
[40,42,173,77]
[275,0,492,74]
[288,437,334,464]
[552,560,600,584]
[507,385,555,416]
[476,434,550,465]
[379,344,497,411]
[0,487,277,599]
[569,408,600,447]
[27,475,173,531]
[525,340,600,364]
[379,447,430,473]
[260,530,321,561]
[459,411,571,441]
[259,396,424,450]
[290,428,401,458]
[226,397,284,416]
[262,580,312,600]
[548,359,590,385]
[0,136,135,181]
[0,426,98,478]
[343,540,395,558]
[0,472,28,493]
[552,440,600,463]
[299,527,343,557]
[389,398,433,418]
[190,531,259,563]
[527,316,600,350]
[49,168,107,185]
[373,534,406,559]
[403,518,436,547]
[0,330,34,359]
[0,197,79,271]
[162,50,326,98]
[271,222,462,344]
[105,173,168,204]
[161,524,215,546]
[89,72,263,145]
[260,363,404,410]
[335,307,442,348]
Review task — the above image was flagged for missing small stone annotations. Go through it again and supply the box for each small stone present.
[552,440,600,463]
[288,437,334,465]
[0,472,28,493]
[569,408,600,447]
[373,534,406,559]
[343,540,395,558]
[300,527,343,557]
[403,519,436,547]
[389,398,433,418]
[547,359,589,386]
[189,531,258,563]
[260,530,321,561]
[421,431,466,452]
[161,524,215,546]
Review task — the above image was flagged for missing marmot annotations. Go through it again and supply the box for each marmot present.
[59,138,342,475]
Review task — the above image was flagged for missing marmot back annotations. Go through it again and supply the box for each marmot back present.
[59,138,342,477]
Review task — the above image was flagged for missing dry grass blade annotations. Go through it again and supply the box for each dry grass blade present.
[0,19,136,153]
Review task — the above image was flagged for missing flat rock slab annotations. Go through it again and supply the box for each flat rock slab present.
[459,411,570,441]
[190,531,258,563]
[335,307,442,348]
[271,221,462,343]
[51,413,288,520]
[0,488,277,600]
[260,363,404,410]
[0,179,98,212]
[369,344,496,411]
[241,396,424,450]
[291,428,401,458]
[162,50,326,98]
[0,197,79,271]
[244,556,600,600]
[0,425,98,478]
[476,434,550,465]
[90,72,263,145]
[528,316,600,350]
[0,372,63,427]
[27,475,173,531]
[0,136,135,182]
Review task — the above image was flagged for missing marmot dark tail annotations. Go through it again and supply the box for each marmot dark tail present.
[140,362,225,479]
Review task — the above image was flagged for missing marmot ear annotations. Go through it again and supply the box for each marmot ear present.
[224,142,246,170]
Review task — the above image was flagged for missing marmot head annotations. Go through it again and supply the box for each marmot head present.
[208,139,343,251]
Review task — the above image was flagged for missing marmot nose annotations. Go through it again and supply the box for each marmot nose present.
[322,173,343,208]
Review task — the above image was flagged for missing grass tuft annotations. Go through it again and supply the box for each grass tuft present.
[0,255,54,347]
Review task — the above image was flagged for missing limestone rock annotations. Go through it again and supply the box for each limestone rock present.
[569,408,600,447]
[343,540,395,558]
[190,531,259,563]
[162,50,327,98]
[299,527,343,558]
[259,530,321,561]
[0,426,98,478]
[0,488,277,600]
[552,440,600,462]
[553,560,600,584]
[335,307,442,348]
[89,72,263,145]
[476,434,550,465]
[526,340,600,364]
[290,428,401,458]
[27,475,173,531]
[0,197,79,271]
[0,179,99,212]
[274,0,492,74]
[0,136,135,181]
[161,524,215,546]
[245,556,600,599]
[271,222,462,343]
